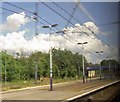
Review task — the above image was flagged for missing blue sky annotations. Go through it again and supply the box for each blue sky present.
[0,2,119,62]
[1,2,118,46]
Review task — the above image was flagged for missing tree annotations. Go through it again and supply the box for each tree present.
[1,48,89,82]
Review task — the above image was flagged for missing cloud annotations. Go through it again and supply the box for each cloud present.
[0,12,29,32]
[0,21,118,63]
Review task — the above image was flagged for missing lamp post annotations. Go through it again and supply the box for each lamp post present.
[34,61,38,83]
[77,42,88,83]
[42,24,58,91]
[3,50,7,84]
[96,51,103,79]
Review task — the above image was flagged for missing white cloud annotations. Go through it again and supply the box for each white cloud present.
[1,12,29,32]
[0,21,118,63]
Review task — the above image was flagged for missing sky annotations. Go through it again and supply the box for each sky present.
[0,1,119,63]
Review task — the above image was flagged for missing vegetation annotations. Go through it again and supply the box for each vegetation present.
[2,77,80,91]
[1,48,119,91]
[1,48,87,82]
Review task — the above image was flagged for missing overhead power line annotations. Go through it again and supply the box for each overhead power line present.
[4,2,53,26]
[64,2,79,28]
[4,2,81,43]
[98,21,120,27]
[41,2,89,36]
[35,2,38,35]
[1,3,111,60]
[50,1,118,56]
[0,5,76,44]
[0,6,45,25]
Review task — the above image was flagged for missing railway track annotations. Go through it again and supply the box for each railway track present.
[65,80,120,102]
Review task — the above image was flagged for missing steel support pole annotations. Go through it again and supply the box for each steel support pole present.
[5,61,6,84]
[49,28,53,91]
[82,44,85,83]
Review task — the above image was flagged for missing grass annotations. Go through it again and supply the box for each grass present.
[2,77,80,91]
